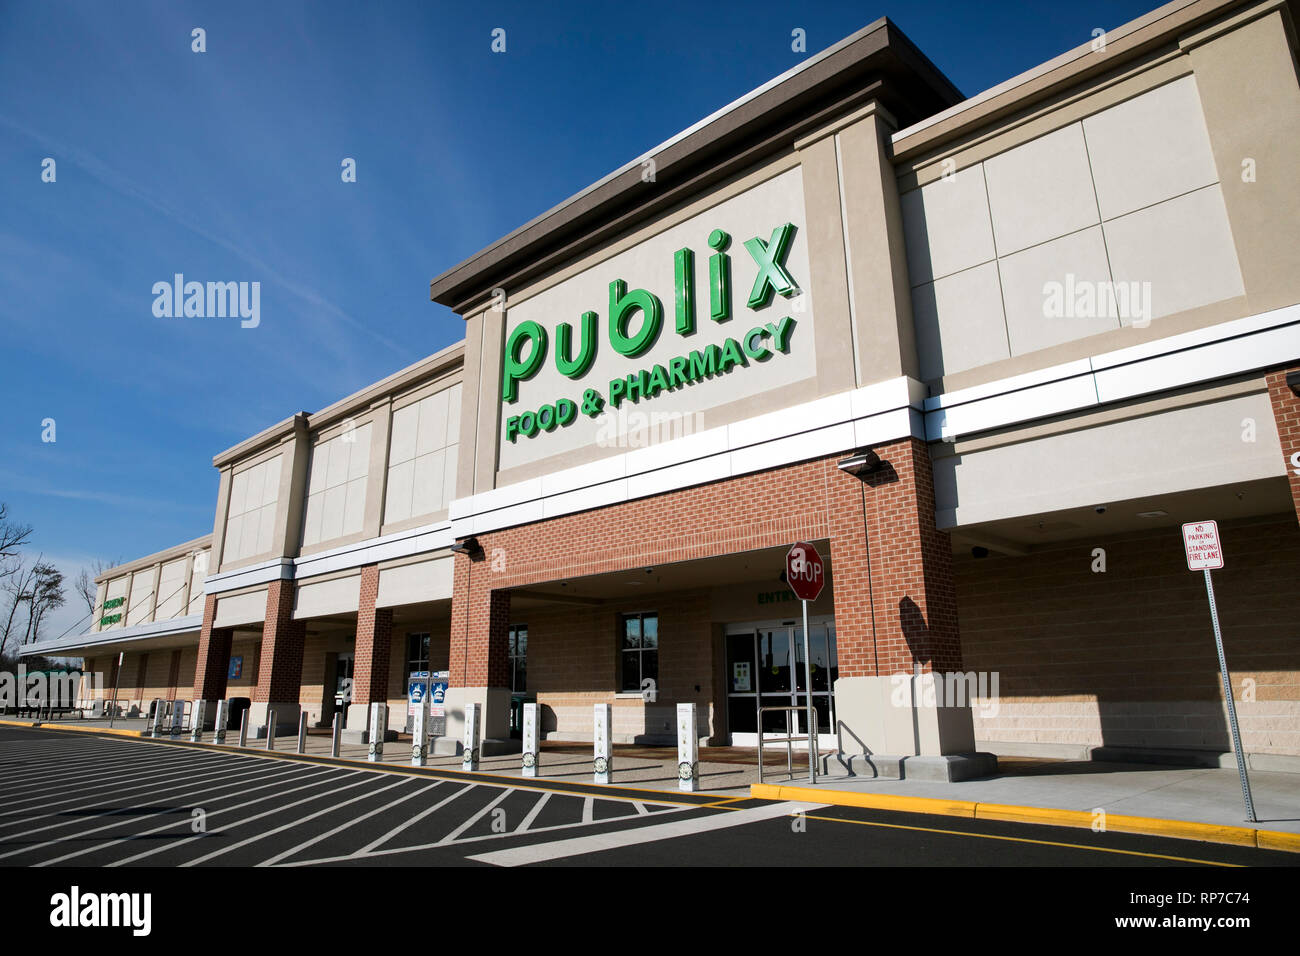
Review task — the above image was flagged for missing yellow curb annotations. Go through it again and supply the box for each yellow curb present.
[752,782,976,819]
[0,718,147,739]
[750,782,1299,853]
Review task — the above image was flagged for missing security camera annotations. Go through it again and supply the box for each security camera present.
[1095,506,1107,514]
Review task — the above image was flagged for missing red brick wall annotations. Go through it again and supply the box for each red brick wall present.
[253,579,305,704]
[353,564,393,708]
[1266,366,1300,524]
[192,592,232,701]
[449,439,960,693]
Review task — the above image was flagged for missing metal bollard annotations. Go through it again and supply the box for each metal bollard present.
[237,710,248,747]
[214,700,229,745]
[368,702,387,763]
[265,710,277,751]
[331,712,342,758]
[190,700,206,743]
[462,702,481,772]
[677,702,699,792]
[521,702,539,777]
[594,703,612,784]
[411,693,429,767]
[296,712,308,754]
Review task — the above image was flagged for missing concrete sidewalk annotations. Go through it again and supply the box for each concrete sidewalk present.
[754,757,1300,851]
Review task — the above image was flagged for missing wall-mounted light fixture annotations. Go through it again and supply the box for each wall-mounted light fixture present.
[450,536,485,561]
[837,449,882,477]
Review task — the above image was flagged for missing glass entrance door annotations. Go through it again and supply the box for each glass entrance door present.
[725,619,837,745]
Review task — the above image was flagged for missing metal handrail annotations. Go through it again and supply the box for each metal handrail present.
[756,705,818,784]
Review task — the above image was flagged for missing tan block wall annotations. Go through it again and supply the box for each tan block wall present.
[525,589,718,743]
[956,514,1300,756]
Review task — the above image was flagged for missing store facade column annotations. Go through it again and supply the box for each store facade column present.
[446,550,512,750]
[344,564,393,743]
[1266,367,1300,525]
[191,593,232,729]
[828,436,982,774]
[247,578,305,737]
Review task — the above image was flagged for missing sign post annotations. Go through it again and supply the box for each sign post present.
[786,541,825,784]
[107,651,124,728]
[1181,520,1256,823]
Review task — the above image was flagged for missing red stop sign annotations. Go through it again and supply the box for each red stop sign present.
[785,541,825,602]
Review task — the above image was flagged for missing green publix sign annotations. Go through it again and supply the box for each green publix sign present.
[503,223,801,443]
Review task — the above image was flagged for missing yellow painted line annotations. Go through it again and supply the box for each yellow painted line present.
[0,718,146,739]
[800,813,1241,867]
[752,782,976,818]
[753,782,1299,854]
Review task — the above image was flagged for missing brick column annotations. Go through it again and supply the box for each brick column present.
[345,564,394,741]
[247,578,305,737]
[192,590,233,702]
[827,437,973,759]
[192,593,233,728]
[448,552,511,744]
[1266,367,1300,525]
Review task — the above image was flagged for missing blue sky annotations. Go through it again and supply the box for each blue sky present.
[0,0,1157,638]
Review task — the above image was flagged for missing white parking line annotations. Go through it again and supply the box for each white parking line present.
[256,778,429,867]
[0,755,299,830]
[347,782,465,856]
[0,749,227,800]
[105,768,364,867]
[514,792,551,833]
[632,802,648,815]
[468,801,827,866]
[181,775,409,866]
[11,763,316,863]
[285,801,695,866]
[582,797,593,824]
[437,789,512,845]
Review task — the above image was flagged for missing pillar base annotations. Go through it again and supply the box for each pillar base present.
[443,687,512,744]
[339,702,399,744]
[428,735,521,757]
[837,751,998,782]
[244,702,301,739]
[833,673,980,756]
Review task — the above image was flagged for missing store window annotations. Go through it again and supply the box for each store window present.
[508,624,527,692]
[301,423,372,548]
[406,632,430,673]
[619,612,658,693]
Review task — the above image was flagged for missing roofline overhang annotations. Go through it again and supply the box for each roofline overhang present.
[428,17,962,316]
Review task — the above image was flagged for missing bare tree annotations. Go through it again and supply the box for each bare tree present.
[0,504,32,564]
[74,557,122,614]
[26,561,65,645]
[0,558,38,658]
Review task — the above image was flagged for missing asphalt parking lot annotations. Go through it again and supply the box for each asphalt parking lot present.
[0,726,1294,868]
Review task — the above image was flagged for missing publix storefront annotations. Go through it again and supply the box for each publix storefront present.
[35,2,1300,776]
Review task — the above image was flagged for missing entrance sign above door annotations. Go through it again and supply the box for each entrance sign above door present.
[785,541,825,602]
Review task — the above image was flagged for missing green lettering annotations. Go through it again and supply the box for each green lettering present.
[668,355,688,388]
[744,222,798,308]
[674,248,695,336]
[718,337,747,372]
[502,321,547,402]
[609,279,663,357]
[556,311,597,379]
